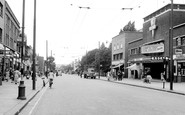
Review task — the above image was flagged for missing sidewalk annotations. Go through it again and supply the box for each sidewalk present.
[0,76,46,115]
[99,77,185,95]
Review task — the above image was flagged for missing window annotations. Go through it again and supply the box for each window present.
[120,53,123,59]
[138,47,141,54]
[113,55,116,60]
[176,37,181,46]
[10,38,13,48]
[0,2,3,17]
[11,21,13,37]
[130,48,137,55]
[6,34,9,46]
[120,44,123,49]
[117,44,119,50]
[114,46,116,50]
[0,28,2,43]
[181,37,185,45]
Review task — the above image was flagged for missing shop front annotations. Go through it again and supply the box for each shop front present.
[127,63,142,79]
[174,54,185,82]
[140,42,168,80]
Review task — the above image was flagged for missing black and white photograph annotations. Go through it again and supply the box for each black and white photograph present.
[0,0,185,115]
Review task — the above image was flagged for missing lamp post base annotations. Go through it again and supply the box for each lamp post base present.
[17,80,26,100]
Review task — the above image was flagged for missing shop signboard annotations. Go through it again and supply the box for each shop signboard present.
[175,49,182,55]
[141,43,164,54]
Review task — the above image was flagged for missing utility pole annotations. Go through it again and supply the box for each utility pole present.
[46,40,48,78]
[50,50,52,71]
[21,0,25,80]
[169,0,174,90]
[98,41,100,79]
[32,0,37,90]
[17,0,26,100]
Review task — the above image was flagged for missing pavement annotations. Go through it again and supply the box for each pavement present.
[1,74,185,115]
[0,76,47,115]
[99,76,185,95]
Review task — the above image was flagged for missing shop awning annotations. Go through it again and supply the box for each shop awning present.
[0,44,4,50]
[126,63,137,70]
[111,64,123,69]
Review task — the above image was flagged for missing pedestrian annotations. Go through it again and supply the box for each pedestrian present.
[5,69,9,82]
[56,71,59,77]
[41,74,46,87]
[14,68,21,84]
[10,68,14,83]
[48,70,55,88]
[107,71,111,81]
[80,71,83,78]
[161,72,165,82]
[117,70,122,81]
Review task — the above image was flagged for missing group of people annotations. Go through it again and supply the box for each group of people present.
[107,70,124,81]
[4,68,24,84]
[2,66,59,88]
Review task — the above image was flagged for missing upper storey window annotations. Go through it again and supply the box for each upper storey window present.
[0,2,3,18]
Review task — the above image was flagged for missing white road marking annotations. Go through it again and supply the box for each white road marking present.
[28,86,48,115]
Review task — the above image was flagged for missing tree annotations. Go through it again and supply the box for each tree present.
[119,21,136,34]
[80,49,98,71]
[47,56,56,71]
[94,43,111,74]
[79,42,112,75]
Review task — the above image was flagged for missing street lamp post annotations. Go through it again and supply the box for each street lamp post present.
[32,0,37,90]
[17,0,26,100]
[46,40,48,78]
[169,0,174,90]
[98,41,100,79]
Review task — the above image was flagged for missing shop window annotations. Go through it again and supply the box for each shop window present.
[113,55,116,61]
[120,53,123,59]
[116,54,119,60]
[138,47,141,54]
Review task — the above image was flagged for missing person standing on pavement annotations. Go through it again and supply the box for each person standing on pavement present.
[107,71,111,81]
[5,69,10,82]
[10,68,14,83]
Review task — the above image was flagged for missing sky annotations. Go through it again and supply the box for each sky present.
[6,0,185,65]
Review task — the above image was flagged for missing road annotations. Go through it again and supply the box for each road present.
[20,74,185,115]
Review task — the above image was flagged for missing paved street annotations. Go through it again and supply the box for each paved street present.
[20,74,185,115]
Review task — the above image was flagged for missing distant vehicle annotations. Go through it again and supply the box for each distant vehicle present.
[84,68,96,79]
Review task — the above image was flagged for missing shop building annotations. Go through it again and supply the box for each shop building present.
[111,32,142,78]
[126,35,144,79]
[137,4,185,81]
[111,33,125,73]
[0,0,20,77]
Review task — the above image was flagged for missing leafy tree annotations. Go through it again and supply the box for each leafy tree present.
[47,56,56,71]
[119,21,136,34]
[79,42,112,75]
[80,49,98,71]
[94,43,111,74]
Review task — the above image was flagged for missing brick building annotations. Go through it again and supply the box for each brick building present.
[127,4,185,82]
[0,0,20,77]
[111,32,142,78]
